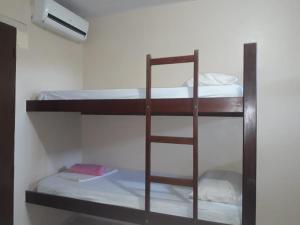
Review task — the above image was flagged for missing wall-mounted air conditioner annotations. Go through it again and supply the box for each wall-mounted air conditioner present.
[32,0,89,42]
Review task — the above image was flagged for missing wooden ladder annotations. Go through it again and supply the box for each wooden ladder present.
[145,50,199,222]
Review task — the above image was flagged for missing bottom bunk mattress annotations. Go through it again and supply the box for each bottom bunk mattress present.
[36,169,242,225]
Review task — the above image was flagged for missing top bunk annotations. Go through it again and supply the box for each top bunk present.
[26,92,243,117]
[26,43,256,117]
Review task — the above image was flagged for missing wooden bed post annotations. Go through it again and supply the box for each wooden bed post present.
[243,43,257,225]
[145,54,152,222]
[192,50,199,221]
[0,22,16,225]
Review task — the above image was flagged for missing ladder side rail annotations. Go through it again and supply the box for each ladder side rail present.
[145,54,152,218]
[192,50,199,221]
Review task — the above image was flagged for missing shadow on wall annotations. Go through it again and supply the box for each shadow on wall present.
[27,112,82,186]
[25,112,82,225]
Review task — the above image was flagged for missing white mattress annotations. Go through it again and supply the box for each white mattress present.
[37,85,243,100]
[37,170,242,225]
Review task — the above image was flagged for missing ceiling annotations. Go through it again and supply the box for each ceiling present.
[55,0,193,18]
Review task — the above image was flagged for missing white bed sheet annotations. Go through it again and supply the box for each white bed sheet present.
[37,170,242,225]
[37,85,243,100]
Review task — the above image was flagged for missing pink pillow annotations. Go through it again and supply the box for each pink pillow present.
[69,164,107,176]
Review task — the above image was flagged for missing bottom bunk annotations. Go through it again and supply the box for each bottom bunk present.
[26,169,242,225]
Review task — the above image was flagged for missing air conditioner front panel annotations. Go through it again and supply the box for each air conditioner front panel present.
[44,17,86,42]
[32,0,89,42]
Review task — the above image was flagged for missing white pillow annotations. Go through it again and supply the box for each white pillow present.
[183,73,239,87]
[190,170,242,205]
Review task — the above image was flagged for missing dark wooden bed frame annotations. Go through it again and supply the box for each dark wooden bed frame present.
[26,43,257,225]
[0,22,16,225]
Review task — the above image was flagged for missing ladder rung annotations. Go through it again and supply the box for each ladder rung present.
[151,55,195,65]
[150,176,193,187]
[150,136,194,145]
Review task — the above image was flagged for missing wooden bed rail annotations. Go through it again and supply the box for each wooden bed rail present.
[26,98,243,116]
[26,191,226,225]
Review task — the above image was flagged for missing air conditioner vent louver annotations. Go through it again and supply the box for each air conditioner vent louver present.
[47,13,87,36]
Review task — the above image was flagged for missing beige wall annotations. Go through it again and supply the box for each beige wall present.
[82,0,246,175]
[1,0,83,225]
[82,116,242,175]
[82,1,300,225]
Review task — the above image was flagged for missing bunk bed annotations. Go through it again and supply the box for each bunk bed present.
[26,43,257,225]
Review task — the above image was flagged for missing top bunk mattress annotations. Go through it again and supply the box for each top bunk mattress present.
[37,85,243,100]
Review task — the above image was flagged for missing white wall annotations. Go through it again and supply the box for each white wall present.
[82,1,300,225]
[1,0,83,225]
